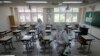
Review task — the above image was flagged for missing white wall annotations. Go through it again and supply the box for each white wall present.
[0,6,11,31]
[80,2,100,39]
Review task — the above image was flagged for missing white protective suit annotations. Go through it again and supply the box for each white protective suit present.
[55,25,70,56]
[36,19,45,36]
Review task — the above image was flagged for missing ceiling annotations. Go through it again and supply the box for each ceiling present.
[0,0,100,6]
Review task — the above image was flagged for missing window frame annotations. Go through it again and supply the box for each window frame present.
[54,7,79,23]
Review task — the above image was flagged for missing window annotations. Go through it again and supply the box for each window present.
[17,6,43,23]
[32,14,37,22]
[54,7,66,22]
[54,14,59,22]
[19,13,25,22]
[66,13,72,22]
[38,13,43,21]
[54,7,79,22]
[54,8,59,12]
[60,14,65,22]
[31,8,37,12]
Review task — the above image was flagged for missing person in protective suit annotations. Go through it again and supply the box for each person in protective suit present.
[55,25,70,56]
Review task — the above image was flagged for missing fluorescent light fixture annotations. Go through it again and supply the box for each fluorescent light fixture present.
[63,1,82,3]
[0,1,2,3]
[26,1,48,3]
[3,1,12,3]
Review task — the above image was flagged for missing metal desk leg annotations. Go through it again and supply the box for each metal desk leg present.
[23,41,32,54]
[1,42,11,54]
[10,39,15,50]
[87,41,92,53]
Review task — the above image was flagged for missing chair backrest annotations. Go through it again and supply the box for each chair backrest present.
[0,34,4,39]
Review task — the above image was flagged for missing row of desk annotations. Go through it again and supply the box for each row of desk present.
[11,25,52,30]
[0,36,15,54]
[65,25,94,54]
[0,25,52,54]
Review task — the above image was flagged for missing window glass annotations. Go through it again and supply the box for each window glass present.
[25,13,31,22]
[32,13,38,22]
[19,14,25,22]
[60,7,66,12]
[73,8,79,12]
[31,8,37,12]
[60,14,65,22]
[53,7,79,22]
[17,6,44,23]
[54,8,59,12]
[37,8,43,12]
[24,8,30,12]
[38,13,43,22]
[54,14,59,22]
[66,13,72,22]
[72,13,78,22]
[18,7,24,12]
[66,8,73,12]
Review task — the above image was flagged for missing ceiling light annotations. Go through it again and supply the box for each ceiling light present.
[26,1,48,3]
[63,1,82,3]
[3,1,12,3]
[0,1,2,3]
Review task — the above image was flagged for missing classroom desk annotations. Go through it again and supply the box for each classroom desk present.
[0,36,14,54]
[46,25,51,28]
[65,24,70,26]
[81,35,94,53]
[12,30,21,33]
[11,26,18,30]
[28,30,36,35]
[28,30,36,42]
[45,30,51,32]
[44,36,53,41]
[24,25,30,29]
[46,25,52,30]
[0,55,15,56]
[11,26,18,28]
[21,35,32,41]
[45,30,51,35]
[73,30,80,39]
[21,35,32,53]
[0,31,6,36]
[68,26,72,29]
[12,30,21,40]
[43,36,53,48]
[73,30,80,33]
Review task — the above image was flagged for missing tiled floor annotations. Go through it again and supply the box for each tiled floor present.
[0,30,100,56]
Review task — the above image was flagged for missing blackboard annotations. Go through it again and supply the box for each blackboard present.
[85,11,100,28]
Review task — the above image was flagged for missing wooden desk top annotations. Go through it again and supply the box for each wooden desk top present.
[24,25,30,27]
[11,26,18,28]
[45,30,51,32]
[46,25,51,27]
[13,30,21,32]
[81,35,94,41]
[44,36,53,40]
[0,36,12,41]
[21,35,32,41]
[73,30,80,33]
[29,30,36,32]
[68,26,73,28]
[0,55,15,56]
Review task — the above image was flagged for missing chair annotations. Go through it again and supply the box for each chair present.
[38,36,51,49]
[78,35,88,49]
